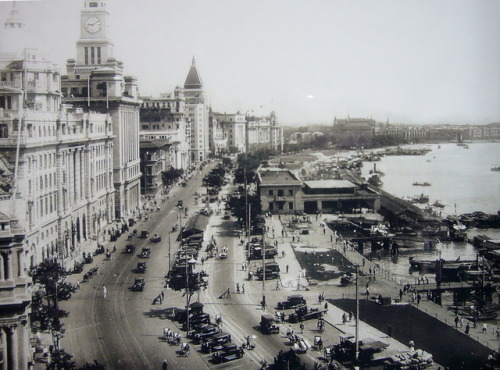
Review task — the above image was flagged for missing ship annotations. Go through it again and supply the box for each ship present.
[409,257,477,270]
[413,182,431,186]
[432,200,445,208]
[411,194,429,204]
[491,167,500,171]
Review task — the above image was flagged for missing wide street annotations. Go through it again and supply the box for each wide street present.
[59,165,327,369]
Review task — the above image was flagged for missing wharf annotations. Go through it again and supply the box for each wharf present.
[266,212,499,367]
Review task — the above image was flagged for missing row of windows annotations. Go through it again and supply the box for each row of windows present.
[268,189,294,196]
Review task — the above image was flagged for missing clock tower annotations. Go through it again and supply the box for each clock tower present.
[76,1,113,68]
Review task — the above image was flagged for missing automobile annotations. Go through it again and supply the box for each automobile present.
[140,230,150,238]
[150,234,161,243]
[192,325,221,343]
[177,200,184,208]
[211,343,244,364]
[131,277,145,291]
[223,212,230,220]
[189,312,211,327]
[136,262,147,273]
[139,246,151,258]
[256,268,279,280]
[218,252,228,259]
[277,295,307,310]
[125,244,136,254]
[186,234,203,244]
[260,313,280,334]
[201,332,232,353]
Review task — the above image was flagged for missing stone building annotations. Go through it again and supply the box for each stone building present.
[257,169,380,214]
[246,112,282,152]
[333,116,376,147]
[213,112,246,152]
[184,58,210,163]
[61,0,141,219]
[140,88,190,171]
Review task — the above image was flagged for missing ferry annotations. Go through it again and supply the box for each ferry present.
[411,194,429,204]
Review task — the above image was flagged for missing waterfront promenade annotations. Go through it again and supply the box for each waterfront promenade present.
[264,212,499,367]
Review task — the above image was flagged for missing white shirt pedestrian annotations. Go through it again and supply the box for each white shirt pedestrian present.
[103,286,107,299]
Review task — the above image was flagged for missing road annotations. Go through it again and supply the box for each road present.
[59,166,316,369]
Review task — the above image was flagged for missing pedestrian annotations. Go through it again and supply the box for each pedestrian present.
[286,265,289,273]
[416,294,421,305]
[388,324,392,337]
[236,283,240,294]
[162,359,168,370]
[454,316,459,328]
[103,286,107,299]
[365,287,370,299]
[299,323,304,333]
[276,280,280,290]
[342,313,347,324]
[349,311,353,321]
[76,280,80,289]
[241,283,245,293]
[324,302,328,310]
[226,288,231,299]
[482,323,488,333]
[465,323,470,335]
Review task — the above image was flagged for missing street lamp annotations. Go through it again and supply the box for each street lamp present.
[186,256,197,335]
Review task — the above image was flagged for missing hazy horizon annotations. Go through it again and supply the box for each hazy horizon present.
[1,0,499,126]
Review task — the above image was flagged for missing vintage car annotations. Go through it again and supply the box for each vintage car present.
[192,325,221,343]
[211,343,244,364]
[223,212,230,220]
[150,234,161,243]
[131,277,145,291]
[277,295,307,310]
[260,314,280,334]
[177,200,184,208]
[139,247,151,258]
[201,332,232,353]
[125,244,136,254]
[140,230,150,238]
[136,262,147,273]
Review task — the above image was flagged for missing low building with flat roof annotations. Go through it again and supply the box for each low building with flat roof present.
[257,169,380,214]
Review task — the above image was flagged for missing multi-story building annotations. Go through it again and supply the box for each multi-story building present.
[213,112,246,152]
[139,139,171,197]
[184,58,210,162]
[208,109,227,157]
[257,169,380,214]
[378,123,429,142]
[246,112,281,151]
[0,4,113,367]
[139,88,190,171]
[61,0,141,219]
[333,116,376,147]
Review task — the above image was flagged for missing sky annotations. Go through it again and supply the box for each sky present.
[1,0,499,126]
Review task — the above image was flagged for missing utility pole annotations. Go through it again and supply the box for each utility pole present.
[355,264,359,362]
[262,213,266,310]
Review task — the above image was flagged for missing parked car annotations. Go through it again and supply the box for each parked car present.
[131,277,145,291]
[211,343,244,364]
[140,230,150,238]
[136,262,147,273]
[192,325,221,343]
[201,332,232,353]
[139,246,151,258]
[125,245,136,254]
[277,295,306,310]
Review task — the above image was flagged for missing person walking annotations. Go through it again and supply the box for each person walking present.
[465,323,470,335]
[454,316,459,328]
[286,265,289,274]
[103,286,107,299]
[236,283,240,294]
[276,280,280,290]
[299,323,304,334]
[482,323,488,333]
[162,359,168,370]
[241,283,245,293]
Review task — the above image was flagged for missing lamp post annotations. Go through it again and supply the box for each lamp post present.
[186,256,197,335]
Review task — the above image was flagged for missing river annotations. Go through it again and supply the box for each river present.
[358,142,500,283]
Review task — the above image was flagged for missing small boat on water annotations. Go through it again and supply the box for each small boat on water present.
[413,182,431,186]
[432,201,445,208]
[491,167,500,171]
[411,194,429,204]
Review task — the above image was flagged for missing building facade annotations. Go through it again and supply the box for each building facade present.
[61,0,141,219]
[213,113,246,152]
[246,112,281,152]
[184,58,210,163]
[333,116,376,147]
[139,88,190,171]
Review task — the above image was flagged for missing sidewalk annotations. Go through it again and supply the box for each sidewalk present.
[265,213,498,360]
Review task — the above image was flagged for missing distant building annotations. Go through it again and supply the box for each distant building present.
[246,112,282,152]
[61,0,142,219]
[213,113,246,152]
[257,169,380,214]
[184,58,210,162]
[333,116,376,147]
[378,123,429,142]
[208,109,227,157]
[139,88,190,171]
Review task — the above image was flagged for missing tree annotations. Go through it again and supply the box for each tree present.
[29,259,77,345]
[227,193,261,227]
[161,168,184,187]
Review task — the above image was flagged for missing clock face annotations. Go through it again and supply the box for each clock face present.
[85,17,101,33]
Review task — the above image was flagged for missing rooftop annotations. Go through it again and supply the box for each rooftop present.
[259,169,301,186]
[304,179,357,189]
